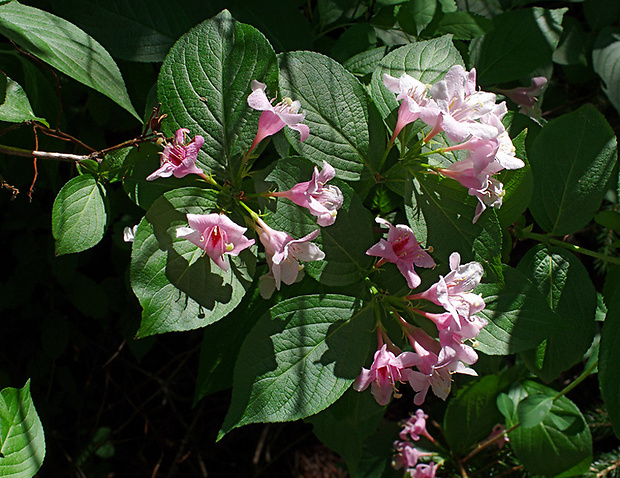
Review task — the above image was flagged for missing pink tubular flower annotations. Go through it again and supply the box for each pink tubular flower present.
[147,128,204,181]
[399,409,435,443]
[497,76,547,117]
[409,462,438,478]
[393,441,434,470]
[353,344,421,406]
[247,80,309,154]
[255,217,324,291]
[270,161,343,226]
[383,73,438,142]
[176,213,255,271]
[427,65,498,143]
[409,252,485,321]
[366,218,435,290]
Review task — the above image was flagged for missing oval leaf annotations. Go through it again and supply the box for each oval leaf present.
[52,175,108,256]
[0,380,46,478]
[593,27,620,117]
[219,294,374,437]
[517,393,554,428]
[0,1,139,119]
[0,74,46,125]
[158,10,278,179]
[529,104,618,235]
[600,267,620,438]
[278,50,373,180]
[130,187,255,337]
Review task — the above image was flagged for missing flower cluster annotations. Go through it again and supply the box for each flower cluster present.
[354,252,486,406]
[384,65,525,222]
[144,82,345,298]
[392,410,439,478]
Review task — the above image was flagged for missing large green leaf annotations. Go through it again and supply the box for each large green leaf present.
[0,1,139,119]
[219,294,374,437]
[278,51,374,180]
[263,157,375,286]
[593,27,620,117]
[508,381,592,477]
[529,104,618,236]
[517,246,597,382]
[404,173,502,277]
[0,380,45,478]
[469,8,566,85]
[600,266,620,438]
[476,266,562,355]
[0,73,45,125]
[158,10,277,180]
[52,175,108,256]
[370,36,463,122]
[130,187,255,337]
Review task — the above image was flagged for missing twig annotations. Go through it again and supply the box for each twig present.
[0,173,19,199]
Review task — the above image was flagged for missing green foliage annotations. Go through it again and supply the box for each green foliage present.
[0,380,45,478]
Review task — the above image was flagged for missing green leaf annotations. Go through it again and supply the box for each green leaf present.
[397,0,437,36]
[404,174,502,277]
[599,267,620,438]
[278,50,374,180]
[432,11,493,40]
[496,393,515,420]
[0,1,139,119]
[517,393,554,428]
[593,27,620,117]
[595,210,620,234]
[508,381,592,477]
[584,0,620,31]
[529,104,618,235]
[0,73,46,125]
[308,387,385,475]
[517,246,597,382]
[443,375,509,455]
[52,175,108,256]
[0,380,46,478]
[370,36,463,123]
[130,187,255,337]
[343,46,387,77]
[476,266,562,355]
[48,0,205,63]
[264,157,375,286]
[469,8,566,85]
[158,10,277,179]
[219,294,374,437]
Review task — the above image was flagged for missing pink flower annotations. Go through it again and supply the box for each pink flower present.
[383,73,438,142]
[427,65,498,143]
[497,77,547,117]
[409,252,485,321]
[486,424,509,450]
[176,213,255,271]
[247,80,309,154]
[393,441,434,470]
[366,218,435,289]
[271,161,343,226]
[123,225,138,243]
[353,344,421,406]
[146,128,204,181]
[255,217,324,291]
[399,409,435,442]
[409,462,438,478]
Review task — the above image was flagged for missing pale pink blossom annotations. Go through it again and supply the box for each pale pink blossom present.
[353,344,421,406]
[147,128,204,181]
[409,462,438,478]
[123,225,138,243]
[366,218,435,290]
[427,65,498,143]
[497,76,547,117]
[393,441,434,470]
[486,424,510,450]
[409,252,485,321]
[399,409,435,442]
[255,217,324,290]
[270,161,343,226]
[176,213,255,271]
[383,73,438,141]
[247,80,309,154]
